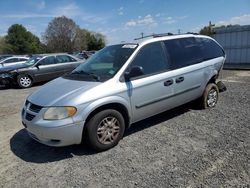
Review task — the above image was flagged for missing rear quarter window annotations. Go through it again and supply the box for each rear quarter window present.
[196,37,225,60]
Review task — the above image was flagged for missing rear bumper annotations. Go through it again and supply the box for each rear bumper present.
[216,81,227,93]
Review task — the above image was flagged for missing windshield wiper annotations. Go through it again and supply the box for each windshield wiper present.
[71,70,100,81]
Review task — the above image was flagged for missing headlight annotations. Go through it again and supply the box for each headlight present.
[0,73,12,78]
[43,107,77,120]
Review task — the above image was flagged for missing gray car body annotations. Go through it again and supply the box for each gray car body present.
[22,34,225,146]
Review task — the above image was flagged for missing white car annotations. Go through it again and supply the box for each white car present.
[0,56,29,68]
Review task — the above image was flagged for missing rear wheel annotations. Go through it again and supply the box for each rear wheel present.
[201,83,219,109]
[85,109,125,151]
[17,75,33,88]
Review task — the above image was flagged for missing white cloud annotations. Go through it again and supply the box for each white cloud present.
[163,17,176,24]
[126,20,137,27]
[53,3,81,18]
[36,1,46,10]
[118,7,124,16]
[125,14,158,27]
[217,14,250,26]
[2,13,54,19]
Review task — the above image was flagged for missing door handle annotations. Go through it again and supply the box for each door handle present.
[164,79,173,86]
[176,77,184,83]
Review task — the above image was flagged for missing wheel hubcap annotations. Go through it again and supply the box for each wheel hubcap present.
[20,77,31,87]
[97,116,120,145]
[207,89,217,107]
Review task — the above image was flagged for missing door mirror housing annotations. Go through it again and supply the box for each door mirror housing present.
[35,62,41,68]
[124,66,144,80]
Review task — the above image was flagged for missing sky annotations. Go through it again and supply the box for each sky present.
[0,0,249,44]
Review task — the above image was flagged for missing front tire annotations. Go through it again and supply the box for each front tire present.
[85,109,125,151]
[17,75,33,88]
[201,83,219,109]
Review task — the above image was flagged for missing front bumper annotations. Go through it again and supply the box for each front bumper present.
[0,77,13,86]
[23,121,85,146]
[21,101,85,147]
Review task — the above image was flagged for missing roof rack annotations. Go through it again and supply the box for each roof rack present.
[134,33,174,40]
[134,32,199,41]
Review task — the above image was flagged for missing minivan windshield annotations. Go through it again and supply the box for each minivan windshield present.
[64,44,137,82]
[25,56,43,66]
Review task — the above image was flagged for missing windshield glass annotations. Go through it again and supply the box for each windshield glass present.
[25,56,43,66]
[64,44,137,82]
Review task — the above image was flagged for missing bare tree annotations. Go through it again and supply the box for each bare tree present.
[43,16,79,52]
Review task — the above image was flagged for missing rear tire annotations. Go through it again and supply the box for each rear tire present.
[201,83,219,109]
[85,109,125,151]
[17,75,33,88]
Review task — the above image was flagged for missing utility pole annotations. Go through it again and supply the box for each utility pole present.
[209,21,215,34]
[141,32,144,38]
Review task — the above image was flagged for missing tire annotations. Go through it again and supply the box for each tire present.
[85,109,125,151]
[201,83,219,109]
[17,75,33,88]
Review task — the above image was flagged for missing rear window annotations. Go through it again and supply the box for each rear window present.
[196,37,225,60]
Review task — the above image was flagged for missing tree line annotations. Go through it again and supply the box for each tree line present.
[0,16,105,55]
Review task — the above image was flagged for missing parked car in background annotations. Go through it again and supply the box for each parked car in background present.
[0,56,29,68]
[0,54,13,61]
[75,51,96,59]
[21,34,226,151]
[0,53,84,88]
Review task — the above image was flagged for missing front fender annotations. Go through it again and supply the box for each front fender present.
[74,95,131,123]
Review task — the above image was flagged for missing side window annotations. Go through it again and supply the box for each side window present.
[19,58,27,62]
[164,37,203,69]
[128,42,169,77]
[39,56,55,65]
[196,38,225,60]
[56,55,76,63]
[4,58,19,63]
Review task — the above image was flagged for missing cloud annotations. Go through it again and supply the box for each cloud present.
[217,14,250,26]
[125,14,158,27]
[118,7,124,16]
[53,3,81,18]
[162,17,176,24]
[1,13,54,19]
[36,1,46,10]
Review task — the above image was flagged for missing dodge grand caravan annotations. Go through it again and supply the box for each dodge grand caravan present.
[21,34,226,151]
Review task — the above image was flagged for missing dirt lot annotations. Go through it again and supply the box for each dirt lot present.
[0,70,249,187]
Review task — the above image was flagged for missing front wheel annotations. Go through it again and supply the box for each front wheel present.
[17,75,33,88]
[201,83,219,109]
[85,109,125,151]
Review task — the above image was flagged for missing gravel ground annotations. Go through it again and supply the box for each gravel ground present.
[0,70,249,188]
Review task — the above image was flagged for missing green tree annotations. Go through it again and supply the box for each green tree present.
[86,32,106,51]
[6,24,41,54]
[199,26,213,36]
[5,24,43,54]
[0,36,14,54]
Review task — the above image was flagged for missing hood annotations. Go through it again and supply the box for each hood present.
[28,77,101,106]
[0,63,30,73]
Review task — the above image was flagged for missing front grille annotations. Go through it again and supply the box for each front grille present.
[26,113,35,121]
[25,100,29,106]
[29,103,43,113]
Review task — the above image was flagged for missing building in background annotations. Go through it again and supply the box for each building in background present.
[213,25,250,69]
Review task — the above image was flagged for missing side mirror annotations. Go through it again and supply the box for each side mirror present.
[124,66,144,81]
[35,62,41,68]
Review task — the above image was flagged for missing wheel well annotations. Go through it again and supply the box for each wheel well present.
[84,103,130,129]
[16,74,34,81]
[207,75,217,85]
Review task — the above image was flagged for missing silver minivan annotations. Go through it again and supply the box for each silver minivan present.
[21,34,226,151]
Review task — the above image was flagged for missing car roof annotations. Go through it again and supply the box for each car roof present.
[136,33,211,46]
